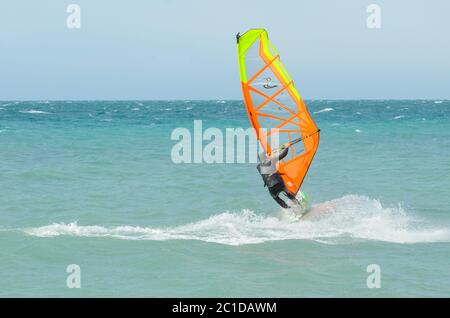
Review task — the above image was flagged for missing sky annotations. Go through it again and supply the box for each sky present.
[0,0,449,100]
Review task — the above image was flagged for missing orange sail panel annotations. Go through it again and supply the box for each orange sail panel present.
[237,29,320,195]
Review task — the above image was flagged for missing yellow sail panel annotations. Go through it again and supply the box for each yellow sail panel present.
[237,29,320,195]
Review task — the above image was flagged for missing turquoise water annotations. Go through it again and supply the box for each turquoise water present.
[0,100,449,297]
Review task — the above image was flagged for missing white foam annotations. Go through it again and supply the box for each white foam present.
[393,115,404,120]
[23,195,450,246]
[314,108,334,114]
[19,110,50,114]
[355,129,361,133]
[434,101,443,104]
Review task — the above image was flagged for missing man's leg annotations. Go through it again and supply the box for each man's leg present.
[273,195,289,209]
[286,192,300,206]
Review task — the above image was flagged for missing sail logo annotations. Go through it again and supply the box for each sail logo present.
[170,120,280,164]
[263,77,278,89]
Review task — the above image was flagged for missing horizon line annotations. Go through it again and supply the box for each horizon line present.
[1,98,449,102]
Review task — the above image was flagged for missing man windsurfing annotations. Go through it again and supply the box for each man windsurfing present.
[257,144,310,211]
[237,29,320,214]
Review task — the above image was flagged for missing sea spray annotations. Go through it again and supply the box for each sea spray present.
[24,195,450,245]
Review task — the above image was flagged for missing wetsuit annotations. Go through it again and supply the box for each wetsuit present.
[256,147,299,208]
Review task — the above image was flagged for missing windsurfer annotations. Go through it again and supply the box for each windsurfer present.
[237,29,320,215]
[256,146,299,208]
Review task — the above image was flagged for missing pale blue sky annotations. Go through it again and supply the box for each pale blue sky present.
[0,0,449,100]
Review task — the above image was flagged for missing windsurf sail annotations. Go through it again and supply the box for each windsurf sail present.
[237,29,320,196]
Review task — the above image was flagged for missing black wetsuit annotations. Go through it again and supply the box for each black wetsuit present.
[257,147,297,208]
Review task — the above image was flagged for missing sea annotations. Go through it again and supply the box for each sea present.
[0,100,449,297]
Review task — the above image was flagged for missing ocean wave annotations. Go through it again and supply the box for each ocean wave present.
[393,115,404,120]
[314,108,334,114]
[23,195,450,246]
[19,110,51,114]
